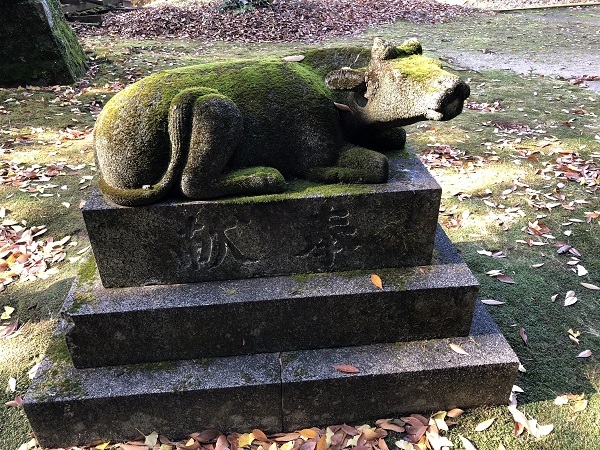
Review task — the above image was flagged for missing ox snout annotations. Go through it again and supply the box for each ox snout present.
[425,78,470,122]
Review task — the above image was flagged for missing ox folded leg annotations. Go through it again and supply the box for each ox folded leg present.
[180,94,285,199]
[306,146,389,184]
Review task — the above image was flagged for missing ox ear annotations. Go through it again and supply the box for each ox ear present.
[370,37,423,63]
[325,68,367,92]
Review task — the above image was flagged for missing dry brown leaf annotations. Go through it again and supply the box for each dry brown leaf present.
[496,275,516,284]
[370,274,383,289]
[475,418,495,432]
[449,343,468,355]
[294,429,315,440]
[446,408,464,418]
[378,438,389,450]
[519,327,528,345]
[316,435,327,450]
[570,399,588,412]
[5,395,22,407]
[379,422,404,433]
[274,433,300,443]
[332,364,359,374]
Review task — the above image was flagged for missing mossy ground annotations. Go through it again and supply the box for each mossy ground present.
[1,6,599,450]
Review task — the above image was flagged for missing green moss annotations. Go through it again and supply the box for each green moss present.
[301,46,371,77]
[395,55,445,82]
[395,40,423,57]
[293,366,310,379]
[45,335,72,365]
[76,255,98,288]
[280,352,299,366]
[68,291,97,314]
[30,334,85,400]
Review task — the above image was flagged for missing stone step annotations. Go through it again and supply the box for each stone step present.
[83,154,441,288]
[64,227,478,368]
[24,302,519,449]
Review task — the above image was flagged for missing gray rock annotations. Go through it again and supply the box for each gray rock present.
[63,226,478,368]
[84,154,441,287]
[280,301,519,430]
[23,302,518,448]
[0,0,86,86]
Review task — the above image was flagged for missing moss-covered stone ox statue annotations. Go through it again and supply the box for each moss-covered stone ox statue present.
[94,38,470,206]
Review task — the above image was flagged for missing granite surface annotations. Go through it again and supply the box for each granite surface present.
[84,154,441,287]
[64,227,478,368]
[24,302,518,448]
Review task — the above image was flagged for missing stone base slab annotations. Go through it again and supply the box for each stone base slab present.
[24,302,519,449]
[64,227,478,368]
[83,154,441,288]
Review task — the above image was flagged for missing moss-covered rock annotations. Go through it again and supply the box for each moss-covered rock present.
[0,0,87,87]
[94,38,469,206]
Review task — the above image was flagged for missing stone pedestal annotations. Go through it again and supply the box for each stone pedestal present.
[23,153,519,448]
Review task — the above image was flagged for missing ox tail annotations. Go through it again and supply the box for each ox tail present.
[97,88,212,207]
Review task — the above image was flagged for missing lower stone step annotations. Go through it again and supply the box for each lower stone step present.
[64,227,478,368]
[24,302,519,448]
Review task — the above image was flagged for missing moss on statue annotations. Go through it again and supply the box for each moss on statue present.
[94,38,470,206]
[0,0,86,86]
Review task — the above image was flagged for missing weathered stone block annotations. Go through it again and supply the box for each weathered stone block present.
[24,302,518,448]
[280,301,519,430]
[23,331,282,448]
[63,227,478,368]
[0,0,87,86]
[84,153,441,287]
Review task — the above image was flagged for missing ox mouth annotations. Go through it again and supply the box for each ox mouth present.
[426,96,467,122]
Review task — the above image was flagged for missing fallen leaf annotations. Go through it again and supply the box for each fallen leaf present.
[144,432,159,449]
[252,430,268,441]
[238,433,255,447]
[554,395,569,405]
[449,343,468,355]
[580,282,600,290]
[447,408,464,418]
[282,55,305,62]
[280,442,294,450]
[370,274,383,289]
[570,399,588,412]
[507,406,530,432]
[564,296,578,306]
[274,433,301,442]
[5,395,23,407]
[297,429,317,440]
[481,299,505,306]
[576,265,588,276]
[475,418,495,432]
[333,364,359,374]
[519,327,528,345]
[458,435,478,450]
[577,350,592,358]
[497,275,516,284]
[7,377,16,393]
[316,434,327,450]
[1,305,15,320]
[334,102,352,112]
[95,443,110,450]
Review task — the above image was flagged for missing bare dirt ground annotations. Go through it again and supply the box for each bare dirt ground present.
[431,5,600,92]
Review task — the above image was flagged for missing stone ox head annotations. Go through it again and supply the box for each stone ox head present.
[325,38,470,132]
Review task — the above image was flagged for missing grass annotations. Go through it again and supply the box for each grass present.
[1,6,599,450]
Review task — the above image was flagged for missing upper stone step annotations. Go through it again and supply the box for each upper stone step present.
[84,153,441,288]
